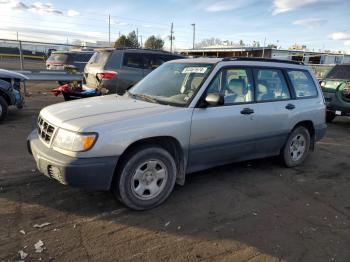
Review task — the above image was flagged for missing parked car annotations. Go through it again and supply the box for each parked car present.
[0,69,27,121]
[27,57,326,210]
[319,64,350,122]
[46,50,94,73]
[83,48,184,95]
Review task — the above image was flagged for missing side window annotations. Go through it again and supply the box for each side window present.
[207,68,254,105]
[144,54,165,69]
[255,69,291,102]
[287,70,318,98]
[123,53,143,69]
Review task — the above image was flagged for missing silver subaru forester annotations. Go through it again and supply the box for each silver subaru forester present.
[28,57,327,210]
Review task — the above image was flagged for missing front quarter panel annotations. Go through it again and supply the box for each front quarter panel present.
[75,107,193,159]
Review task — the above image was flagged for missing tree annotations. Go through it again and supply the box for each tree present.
[144,35,164,50]
[126,31,139,48]
[195,37,223,48]
[114,35,129,48]
[114,31,139,48]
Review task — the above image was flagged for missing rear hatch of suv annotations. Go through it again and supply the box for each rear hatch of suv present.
[84,50,115,88]
[46,52,69,70]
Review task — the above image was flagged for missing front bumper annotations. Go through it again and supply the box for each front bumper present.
[27,130,118,191]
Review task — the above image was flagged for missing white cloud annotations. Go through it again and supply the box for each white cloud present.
[330,32,350,41]
[67,10,79,17]
[0,0,79,16]
[293,18,327,29]
[272,0,333,15]
[204,0,249,12]
[107,18,127,26]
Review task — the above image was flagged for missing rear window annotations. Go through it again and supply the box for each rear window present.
[287,70,318,98]
[73,53,93,62]
[47,53,68,63]
[123,53,144,69]
[88,51,111,65]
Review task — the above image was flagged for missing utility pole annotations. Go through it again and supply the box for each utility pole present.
[139,35,143,48]
[170,22,174,53]
[191,23,196,49]
[136,28,139,46]
[16,32,19,41]
[108,14,111,46]
[262,36,266,58]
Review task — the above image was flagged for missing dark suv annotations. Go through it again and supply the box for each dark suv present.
[83,48,183,94]
[46,51,94,72]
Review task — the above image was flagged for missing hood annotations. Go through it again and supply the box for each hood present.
[40,95,177,131]
[0,69,28,80]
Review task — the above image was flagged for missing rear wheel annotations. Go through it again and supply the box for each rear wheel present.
[113,146,177,210]
[0,96,8,122]
[326,111,336,123]
[282,126,310,167]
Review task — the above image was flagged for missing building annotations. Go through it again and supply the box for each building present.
[180,46,350,65]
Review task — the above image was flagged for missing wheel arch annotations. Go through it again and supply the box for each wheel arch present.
[0,90,11,106]
[291,120,316,150]
[112,136,186,190]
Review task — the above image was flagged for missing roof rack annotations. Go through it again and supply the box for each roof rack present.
[221,57,304,65]
[95,47,174,54]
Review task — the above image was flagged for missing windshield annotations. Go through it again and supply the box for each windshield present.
[322,80,344,92]
[129,63,213,106]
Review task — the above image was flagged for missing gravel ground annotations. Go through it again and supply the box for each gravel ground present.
[0,82,350,262]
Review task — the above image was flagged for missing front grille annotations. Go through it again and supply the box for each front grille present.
[37,116,55,144]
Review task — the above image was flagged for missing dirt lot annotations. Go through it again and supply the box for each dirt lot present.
[1,82,350,262]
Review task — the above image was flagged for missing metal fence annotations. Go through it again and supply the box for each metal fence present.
[0,38,105,71]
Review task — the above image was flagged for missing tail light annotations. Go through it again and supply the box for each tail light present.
[97,71,118,81]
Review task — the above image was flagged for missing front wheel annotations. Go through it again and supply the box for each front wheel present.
[114,146,177,210]
[282,126,311,167]
[0,96,8,122]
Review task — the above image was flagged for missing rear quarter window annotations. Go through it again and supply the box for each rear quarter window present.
[287,70,318,98]
[89,51,111,65]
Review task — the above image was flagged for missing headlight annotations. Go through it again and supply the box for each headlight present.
[53,129,97,152]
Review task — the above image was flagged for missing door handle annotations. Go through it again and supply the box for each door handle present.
[240,108,254,115]
[285,103,295,110]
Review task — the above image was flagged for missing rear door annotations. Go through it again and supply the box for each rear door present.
[189,67,258,172]
[253,68,295,157]
[118,52,145,89]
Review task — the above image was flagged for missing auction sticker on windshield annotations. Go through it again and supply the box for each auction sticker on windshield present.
[182,67,208,74]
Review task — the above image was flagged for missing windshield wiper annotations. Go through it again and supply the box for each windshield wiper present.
[127,91,159,104]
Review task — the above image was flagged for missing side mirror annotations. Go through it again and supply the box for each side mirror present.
[205,93,224,106]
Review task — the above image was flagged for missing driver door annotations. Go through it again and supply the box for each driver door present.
[188,67,258,172]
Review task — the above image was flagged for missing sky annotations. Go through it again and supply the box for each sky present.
[0,0,350,53]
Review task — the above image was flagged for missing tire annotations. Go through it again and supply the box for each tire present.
[113,146,177,210]
[282,126,311,167]
[326,111,336,123]
[0,96,8,122]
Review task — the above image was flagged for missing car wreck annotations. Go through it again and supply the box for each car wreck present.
[320,64,350,122]
[0,69,28,121]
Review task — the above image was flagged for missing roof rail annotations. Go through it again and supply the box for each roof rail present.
[221,57,304,65]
